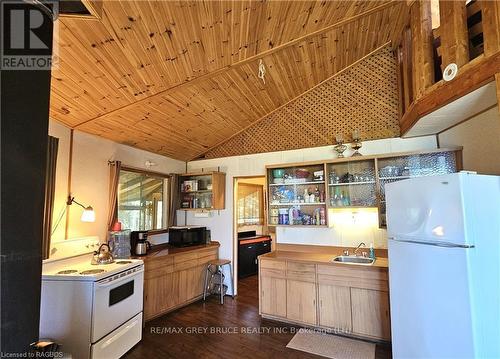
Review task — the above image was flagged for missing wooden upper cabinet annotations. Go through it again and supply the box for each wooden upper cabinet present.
[179,171,226,211]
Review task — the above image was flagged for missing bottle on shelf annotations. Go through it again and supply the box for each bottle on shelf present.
[343,191,351,206]
[314,186,320,203]
[320,207,326,225]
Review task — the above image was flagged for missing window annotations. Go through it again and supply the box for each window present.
[118,169,168,231]
[237,183,264,226]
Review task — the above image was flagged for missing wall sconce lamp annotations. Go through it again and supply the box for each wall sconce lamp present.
[67,196,95,222]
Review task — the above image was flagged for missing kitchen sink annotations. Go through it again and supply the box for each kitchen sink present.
[332,256,375,265]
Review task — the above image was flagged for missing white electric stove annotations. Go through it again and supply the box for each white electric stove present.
[40,252,144,359]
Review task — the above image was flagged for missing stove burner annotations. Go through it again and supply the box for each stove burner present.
[80,269,105,275]
[57,270,78,275]
[116,260,132,264]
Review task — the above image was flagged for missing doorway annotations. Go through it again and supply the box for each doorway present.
[232,176,270,294]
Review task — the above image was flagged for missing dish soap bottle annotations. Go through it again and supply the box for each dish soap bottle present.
[369,243,376,260]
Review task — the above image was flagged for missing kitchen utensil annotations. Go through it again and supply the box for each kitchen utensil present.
[135,238,152,256]
[272,169,285,178]
[295,169,310,178]
[92,243,114,265]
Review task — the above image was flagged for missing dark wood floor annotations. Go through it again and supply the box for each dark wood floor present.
[125,276,392,359]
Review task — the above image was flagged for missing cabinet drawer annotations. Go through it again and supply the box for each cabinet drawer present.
[287,261,315,273]
[260,268,286,279]
[198,253,217,266]
[318,274,388,291]
[145,265,174,280]
[173,252,199,264]
[287,270,316,283]
[260,259,286,270]
[317,264,388,281]
[174,259,198,271]
[146,257,173,271]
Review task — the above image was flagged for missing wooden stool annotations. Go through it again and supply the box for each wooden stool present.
[203,259,234,304]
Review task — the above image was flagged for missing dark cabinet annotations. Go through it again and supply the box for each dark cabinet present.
[238,238,271,278]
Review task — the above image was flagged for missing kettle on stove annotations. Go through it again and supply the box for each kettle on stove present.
[135,233,152,256]
[92,243,114,265]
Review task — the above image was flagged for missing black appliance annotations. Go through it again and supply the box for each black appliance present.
[130,231,148,255]
[238,231,272,278]
[169,226,209,247]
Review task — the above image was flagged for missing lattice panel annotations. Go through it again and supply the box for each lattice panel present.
[204,46,400,159]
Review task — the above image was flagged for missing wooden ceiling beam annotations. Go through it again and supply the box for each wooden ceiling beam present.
[400,51,500,135]
[73,1,402,130]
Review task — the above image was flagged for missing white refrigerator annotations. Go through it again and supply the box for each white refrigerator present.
[386,172,500,359]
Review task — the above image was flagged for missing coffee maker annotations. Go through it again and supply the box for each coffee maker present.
[130,230,149,256]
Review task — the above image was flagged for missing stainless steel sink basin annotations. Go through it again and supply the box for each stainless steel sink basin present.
[332,256,375,265]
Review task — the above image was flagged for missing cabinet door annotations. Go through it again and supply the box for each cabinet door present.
[260,275,287,318]
[144,272,179,320]
[286,280,317,325]
[318,284,352,332]
[351,288,391,340]
[238,243,257,278]
[178,265,204,303]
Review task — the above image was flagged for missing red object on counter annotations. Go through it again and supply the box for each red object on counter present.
[112,222,122,231]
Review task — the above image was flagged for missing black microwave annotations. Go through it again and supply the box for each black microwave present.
[169,226,209,247]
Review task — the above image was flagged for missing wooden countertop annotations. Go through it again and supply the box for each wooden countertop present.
[132,241,220,261]
[259,250,388,269]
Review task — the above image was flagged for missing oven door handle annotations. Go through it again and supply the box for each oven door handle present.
[96,267,144,288]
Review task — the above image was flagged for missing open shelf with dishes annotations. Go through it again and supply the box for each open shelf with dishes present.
[266,148,462,228]
[377,150,459,227]
[267,163,327,226]
[178,171,226,211]
[327,159,377,209]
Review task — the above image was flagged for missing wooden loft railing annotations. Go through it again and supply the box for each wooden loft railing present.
[397,0,500,135]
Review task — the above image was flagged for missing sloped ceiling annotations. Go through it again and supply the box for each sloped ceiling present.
[50,0,409,161]
[204,45,400,159]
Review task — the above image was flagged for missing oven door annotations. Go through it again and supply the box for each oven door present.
[92,265,144,342]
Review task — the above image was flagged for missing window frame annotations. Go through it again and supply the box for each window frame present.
[118,165,171,233]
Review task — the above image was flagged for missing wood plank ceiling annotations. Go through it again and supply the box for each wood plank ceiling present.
[51,0,409,161]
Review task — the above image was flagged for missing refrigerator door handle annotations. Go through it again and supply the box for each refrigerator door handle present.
[388,237,475,249]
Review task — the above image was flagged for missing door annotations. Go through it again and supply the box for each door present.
[351,288,390,340]
[92,267,144,342]
[286,280,317,325]
[260,275,286,318]
[318,284,352,332]
[388,238,474,358]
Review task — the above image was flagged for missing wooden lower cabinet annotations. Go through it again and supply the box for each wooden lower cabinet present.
[286,280,317,325]
[259,258,391,341]
[318,284,352,332]
[260,275,287,318]
[144,246,218,321]
[351,287,391,340]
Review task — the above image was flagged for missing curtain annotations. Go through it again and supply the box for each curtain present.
[107,160,121,231]
[42,136,59,259]
[168,173,179,227]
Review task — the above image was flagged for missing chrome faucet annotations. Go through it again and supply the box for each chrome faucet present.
[354,242,366,256]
